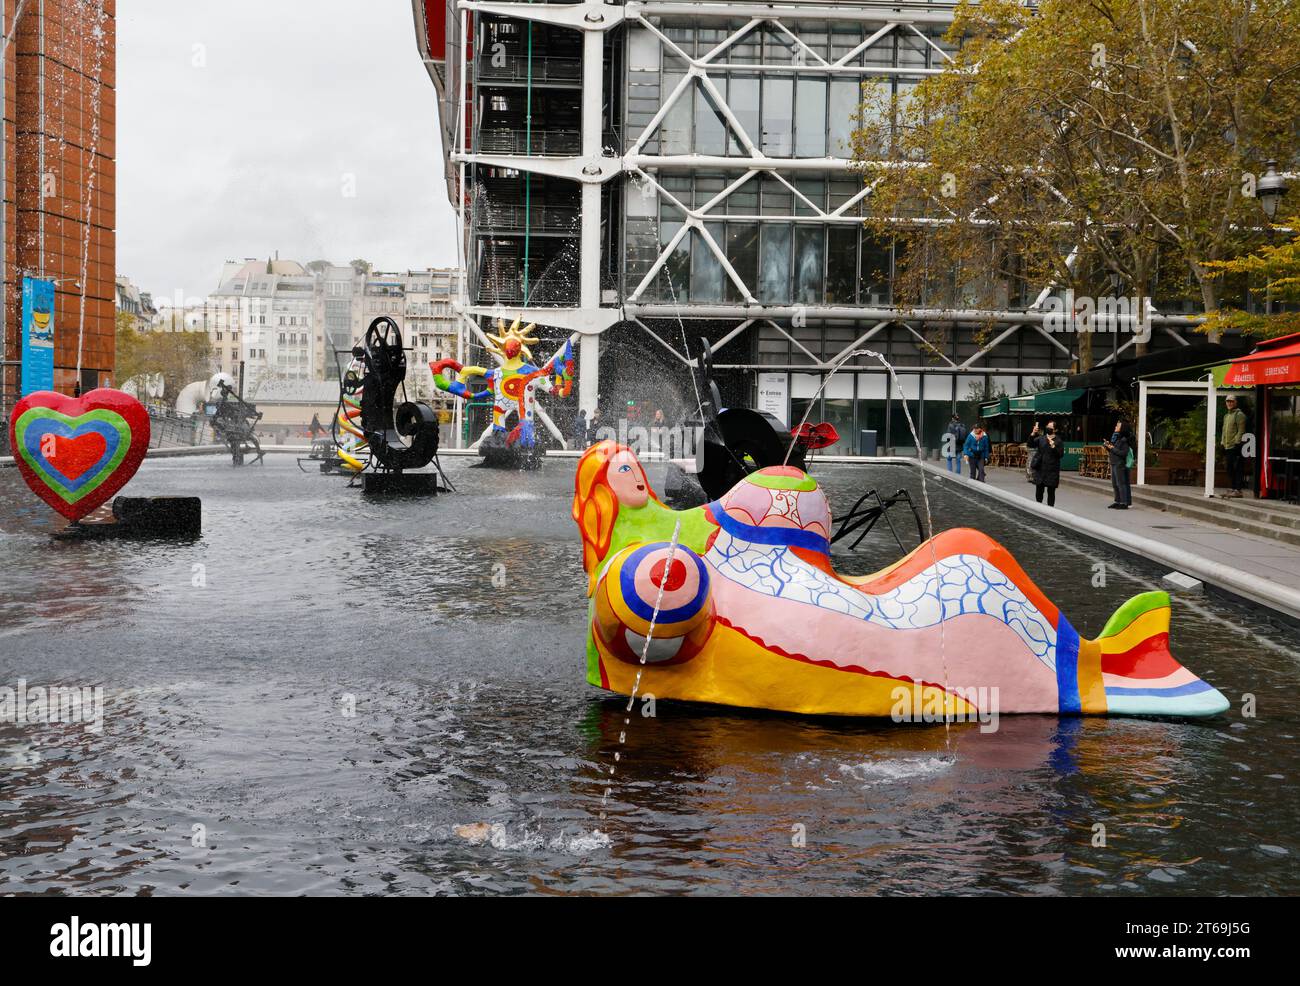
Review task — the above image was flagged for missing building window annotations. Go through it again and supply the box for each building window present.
[725,223,759,302]
[829,78,861,157]
[691,224,726,302]
[794,227,825,303]
[717,76,758,156]
[695,83,727,157]
[761,77,793,156]
[826,227,858,304]
[759,225,792,303]
[794,77,828,157]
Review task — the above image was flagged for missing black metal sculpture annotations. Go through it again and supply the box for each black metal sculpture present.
[209,381,264,467]
[332,317,451,493]
[831,488,926,553]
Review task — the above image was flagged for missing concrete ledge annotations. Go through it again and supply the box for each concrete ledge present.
[0,444,217,468]
[864,456,1300,622]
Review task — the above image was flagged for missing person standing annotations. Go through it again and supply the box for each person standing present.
[1221,395,1248,498]
[944,414,968,474]
[650,407,666,452]
[1027,420,1064,507]
[308,412,324,441]
[574,408,588,449]
[586,407,601,447]
[1103,418,1134,509]
[963,425,991,481]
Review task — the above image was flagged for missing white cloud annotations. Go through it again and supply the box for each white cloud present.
[116,0,458,298]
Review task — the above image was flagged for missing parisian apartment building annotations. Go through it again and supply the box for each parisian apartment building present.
[127,260,463,397]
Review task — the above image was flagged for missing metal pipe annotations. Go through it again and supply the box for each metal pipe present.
[523,7,533,298]
[628,2,962,27]
[624,302,1206,328]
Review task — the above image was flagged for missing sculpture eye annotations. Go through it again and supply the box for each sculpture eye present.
[618,464,632,474]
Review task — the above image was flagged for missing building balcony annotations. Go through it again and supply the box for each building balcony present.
[478,55,581,86]
[472,203,580,234]
[473,276,579,308]
[477,128,581,157]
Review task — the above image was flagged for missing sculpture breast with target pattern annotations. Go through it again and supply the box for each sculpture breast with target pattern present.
[572,440,1229,719]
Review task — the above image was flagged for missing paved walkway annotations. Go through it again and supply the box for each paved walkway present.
[971,465,1300,592]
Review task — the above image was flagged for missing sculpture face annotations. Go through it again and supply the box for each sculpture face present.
[608,450,649,507]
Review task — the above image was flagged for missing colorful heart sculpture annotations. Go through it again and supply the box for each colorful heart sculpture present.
[8,389,151,522]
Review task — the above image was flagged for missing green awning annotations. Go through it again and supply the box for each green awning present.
[1008,394,1036,413]
[982,389,1082,417]
[980,396,1009,418]
[1029,387,1084,413]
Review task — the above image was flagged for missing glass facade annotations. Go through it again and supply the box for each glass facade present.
[752,368,1103,455]
[620,18,956,312]
[641,205,902,307]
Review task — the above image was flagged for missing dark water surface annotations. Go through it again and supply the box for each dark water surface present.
[0,453,1296,895]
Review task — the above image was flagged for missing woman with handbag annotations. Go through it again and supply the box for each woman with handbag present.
[1027,420,1064,506]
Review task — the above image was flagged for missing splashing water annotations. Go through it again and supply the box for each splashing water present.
[661,267,707,425]
[2,0,31,56]
[74,3,110,383]
[599,517,683,824]
[784,347,954,738]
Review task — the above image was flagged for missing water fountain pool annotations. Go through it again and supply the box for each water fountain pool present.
[0,454,1296,895]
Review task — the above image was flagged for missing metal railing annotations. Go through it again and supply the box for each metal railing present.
[145,404,208,448]
[474,278,580,307]
[478,128,581,156]
[478,55,581,84]
[473,203,580,232]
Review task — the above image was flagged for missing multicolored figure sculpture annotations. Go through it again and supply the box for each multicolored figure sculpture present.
[333,355,368,473]
[8,389,151,522]
[573,441,1229,719]
[431,317,574,448]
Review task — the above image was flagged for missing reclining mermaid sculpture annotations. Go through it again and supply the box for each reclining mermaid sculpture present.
[572,441,1229,718]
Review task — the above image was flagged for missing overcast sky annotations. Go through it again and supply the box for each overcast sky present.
[117,0,458,302]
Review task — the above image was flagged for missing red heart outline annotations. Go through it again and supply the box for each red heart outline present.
[8,389,152,522]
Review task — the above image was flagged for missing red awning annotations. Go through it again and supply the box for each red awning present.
[1223,332,1300,387]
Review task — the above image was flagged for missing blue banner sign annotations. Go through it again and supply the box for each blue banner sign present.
[21,277,56,395]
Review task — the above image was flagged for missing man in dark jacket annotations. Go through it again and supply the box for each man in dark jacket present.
[944,414,968,474]
[1103,418,1134,509]
[1027,420,1064,507]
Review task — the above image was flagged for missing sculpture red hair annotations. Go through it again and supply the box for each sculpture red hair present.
[572,440,660,594]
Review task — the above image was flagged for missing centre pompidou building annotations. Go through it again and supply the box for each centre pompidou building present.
[412,1,1209,452]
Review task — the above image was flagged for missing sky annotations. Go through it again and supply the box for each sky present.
[116,0,459,303]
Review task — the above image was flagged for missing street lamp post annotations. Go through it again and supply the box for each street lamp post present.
[1257,160,1289,220]
[1256,161,1290,317]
